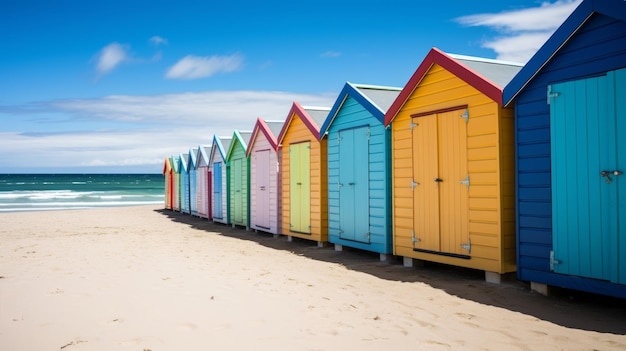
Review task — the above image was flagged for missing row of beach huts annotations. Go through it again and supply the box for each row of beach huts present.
[162,0,626,299]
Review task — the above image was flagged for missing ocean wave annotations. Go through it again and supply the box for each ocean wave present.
[0,201,163,212]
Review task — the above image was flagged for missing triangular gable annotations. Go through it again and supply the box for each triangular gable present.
[188,148,198,170]
[171,156,179,174]
[196,145,211,167]
[226,130,253,160]
[320,82,401,137]
[179,153,189,173]
[162,157,172,174]
[209,135,232,166]
[246,118,284,156]
[277,101,330,143]
[503,0,626,106]
[384,47,522,126]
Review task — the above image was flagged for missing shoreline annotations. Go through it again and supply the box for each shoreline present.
[1,206,625,350]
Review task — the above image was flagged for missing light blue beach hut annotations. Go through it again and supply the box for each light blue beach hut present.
[226,130,252,229]
[209,135,233,225]
[503,0,626,298]
[247,118,284,235]
[188,148,199,216]
[320,83,401,260]
[179,153,190,214]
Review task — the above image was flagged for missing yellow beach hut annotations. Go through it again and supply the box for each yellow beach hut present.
[384,48,522,282]
[277,102,331,245]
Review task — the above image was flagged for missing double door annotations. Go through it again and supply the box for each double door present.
[412,108,470,257]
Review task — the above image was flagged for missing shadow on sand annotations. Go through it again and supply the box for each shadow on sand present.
[156,208,626,335]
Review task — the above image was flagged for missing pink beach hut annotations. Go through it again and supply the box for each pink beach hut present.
[247,118,284,235]
[162,157,173,210]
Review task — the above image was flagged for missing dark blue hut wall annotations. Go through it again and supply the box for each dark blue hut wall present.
[516,13,626,289]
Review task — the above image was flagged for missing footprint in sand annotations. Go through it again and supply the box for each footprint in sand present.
[177,322,198,331]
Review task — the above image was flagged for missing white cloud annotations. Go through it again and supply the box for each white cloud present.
[150,36,168,46]
[94,42,129,76]
[0,90,336,172]
[166,54,244,80]
[456,0,582,63]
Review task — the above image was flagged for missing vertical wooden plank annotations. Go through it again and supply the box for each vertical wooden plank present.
[354,127,371,243]
[301,142,311,233]
[256,149,271,229]
[213,162,222,219]
[339,129,356,241]
[613,68,626,284]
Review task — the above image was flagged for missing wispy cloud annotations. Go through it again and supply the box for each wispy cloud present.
[94,42,130,77]
[166,54,244,80]
[149,36,168,46]
[321,51,342,58]
[456,0,581,62]
[0,90,335,171]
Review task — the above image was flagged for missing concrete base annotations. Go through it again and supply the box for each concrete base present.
[287,236,293,242]
[531,282,551,296]
[334,244,343,252]
[317,241,324,248]
[403,257,414,267]
[273,234,279,238]
[379,253,388,262]
[485,271,503,284]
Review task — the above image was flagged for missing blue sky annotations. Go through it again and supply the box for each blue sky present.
[0,0,582,173]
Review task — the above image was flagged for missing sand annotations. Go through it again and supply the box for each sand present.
[1,206,625,351]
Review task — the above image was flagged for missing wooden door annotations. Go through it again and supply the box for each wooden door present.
[290,142,311,233]
[549,68,625,284]
[412,108,469,257]
[232,158,244,224]
[213,162,223,219]
[338,126,370,243]
[256,149,271,229]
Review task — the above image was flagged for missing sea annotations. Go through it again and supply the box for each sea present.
[0,174,164,212]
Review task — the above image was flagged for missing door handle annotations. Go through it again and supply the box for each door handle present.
[433,177,443,183]
[600,170,623,184]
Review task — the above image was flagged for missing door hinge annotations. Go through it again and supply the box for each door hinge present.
[410,121,418,130]
[550,250,561,271]
[337,136,341,144]
[547,85,559,104]
[338,182,342,190]
[460,109,469,123]
[460,239,471,253]
[366,128,370,140]
[411,180,419,191]
[459,175,470,189]
[411,230,421,244]
[338,229,344,235]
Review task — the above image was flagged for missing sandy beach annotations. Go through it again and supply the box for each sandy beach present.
[1,206,625,350]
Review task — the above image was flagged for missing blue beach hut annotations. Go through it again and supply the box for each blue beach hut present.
[320,83,401,260]
[178,153,191,214]
[188,148,199,216]
[503,0,626,298]
[209,135,233,225]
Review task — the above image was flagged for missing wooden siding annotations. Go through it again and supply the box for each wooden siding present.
[210,147,229,224]
[281,114,328,242]
[327,96,392,254]
[197,166,209,218]
[514,13,626,297]
[250,132,280,234]
[228,138,249,227]
[392,63,515,273]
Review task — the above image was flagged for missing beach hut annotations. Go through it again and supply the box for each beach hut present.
[196,145,212,220]
[277,102,331,245]
[162,157,173,210]
[247,118,284,235]
[188,148,199,216]
[179,153,191,214]
[384,48,522,282]
[171,155,181,212]
[320,83,401,260]
[209,135,233,225]
[502,0,626,298]
[226,130,252,229]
